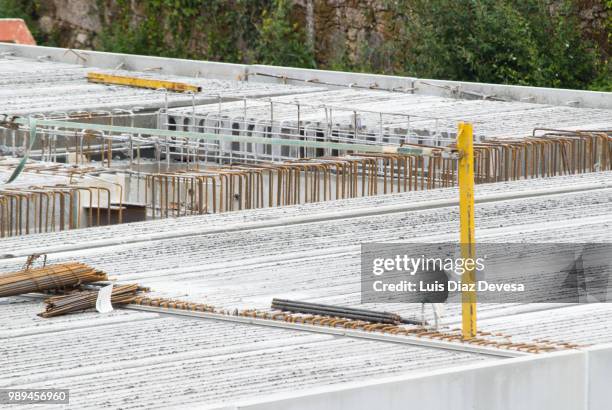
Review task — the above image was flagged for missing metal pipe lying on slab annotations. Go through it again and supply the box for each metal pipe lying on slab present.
[271,298,425,326]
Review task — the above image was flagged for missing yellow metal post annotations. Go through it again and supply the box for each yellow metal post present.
[457,122,476,340]
[87,72,202,93]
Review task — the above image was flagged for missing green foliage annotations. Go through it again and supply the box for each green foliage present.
[588,0,612,91]
[375,0,605,89]
[97,1,168,58]
[254,0,315,68]
[1,0,609,90]
[97,0,314,67]
[0,0,29,20]
[401,0,543,85]
[588,68,612,91]
[511,0,601,89]
[98,0,267,61]
[0,0,39,39]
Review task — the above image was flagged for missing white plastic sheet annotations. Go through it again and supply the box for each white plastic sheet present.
[96,283,114,313]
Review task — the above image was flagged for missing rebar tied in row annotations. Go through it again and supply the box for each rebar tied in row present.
[0,185,116,238]
[474,132,611,183]
[142,131,611,218]
[130,295,574,353]
[144,153,455,217]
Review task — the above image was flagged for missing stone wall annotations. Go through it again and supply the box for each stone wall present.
[35,0,101,48]
[27,0,400,63]
[292,0,395,67]
[27,0,610,64]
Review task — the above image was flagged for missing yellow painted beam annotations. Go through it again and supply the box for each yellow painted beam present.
[87,72,202,93]
[457,122,477,340]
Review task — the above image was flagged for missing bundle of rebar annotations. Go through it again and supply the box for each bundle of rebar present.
[38,283,143,318]
[271,298,424,326]
[0,262,107,297]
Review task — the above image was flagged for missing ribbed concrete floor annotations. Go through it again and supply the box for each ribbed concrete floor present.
[1,172,611,408]
[2,297,493,409]
[167,89,612,140]
[0,56,323,115]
